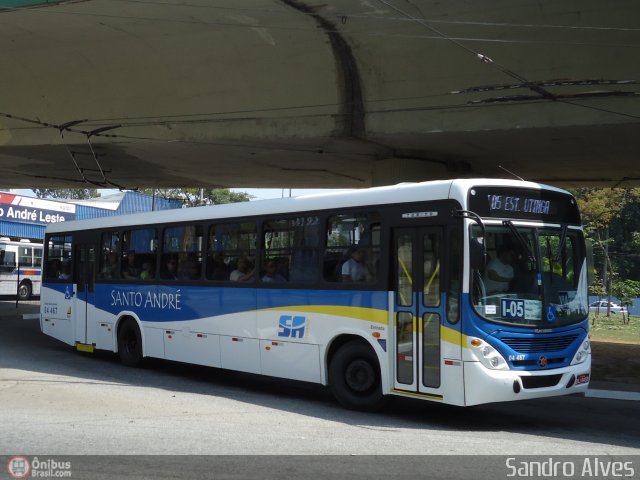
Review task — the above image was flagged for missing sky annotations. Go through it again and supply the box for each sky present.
[232,188,350,201]
[8,188,351,202]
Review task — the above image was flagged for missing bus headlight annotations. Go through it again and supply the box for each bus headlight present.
[571,338,591,365]
[469,338,509,371]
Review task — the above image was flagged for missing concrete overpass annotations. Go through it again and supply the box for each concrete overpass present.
[1,0,639,190]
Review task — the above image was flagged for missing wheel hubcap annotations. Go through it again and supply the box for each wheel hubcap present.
[345,359,375,393]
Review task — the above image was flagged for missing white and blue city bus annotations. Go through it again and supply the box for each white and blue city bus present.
[0,237,43,300]
[39,179,591,409]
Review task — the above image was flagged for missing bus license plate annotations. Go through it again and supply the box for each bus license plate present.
[501,299,525,319]
[576,373,590,385]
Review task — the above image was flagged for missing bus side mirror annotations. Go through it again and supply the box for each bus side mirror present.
[470,238,486,270]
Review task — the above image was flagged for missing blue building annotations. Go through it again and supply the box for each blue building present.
[0,191,182,241]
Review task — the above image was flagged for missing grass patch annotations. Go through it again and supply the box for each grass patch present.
[589,313,640,344]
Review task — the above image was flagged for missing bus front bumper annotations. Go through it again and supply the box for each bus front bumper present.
[463,356,591,406]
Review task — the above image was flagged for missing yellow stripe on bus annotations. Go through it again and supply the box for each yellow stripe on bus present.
[391,389,443,400]
[261,305,388,325]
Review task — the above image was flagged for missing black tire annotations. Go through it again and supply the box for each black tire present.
[328,340,387,411]
[17,282,32,301]
[117,319,143,367]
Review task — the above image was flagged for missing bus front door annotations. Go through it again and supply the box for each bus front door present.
[393,227,444,397]
[73,243,97,349]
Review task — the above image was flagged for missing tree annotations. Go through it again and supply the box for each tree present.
[143,188,251,207]
[611,279,640,325]
[573,187,640,316]
[33,188,99,200]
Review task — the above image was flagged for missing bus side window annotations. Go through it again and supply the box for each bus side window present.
[19,247,33,267]
[262,216,320,284]
[324,213,380,283]
[206,222,256,282]
[161,224,203,281]
[34,248,43,268]
[44,234,73,281]
[99,231,120,280]
[122,228,158,281]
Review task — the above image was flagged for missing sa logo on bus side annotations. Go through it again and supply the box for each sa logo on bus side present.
[278,315,306,339]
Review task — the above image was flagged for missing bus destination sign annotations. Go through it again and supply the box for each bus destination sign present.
[486,194,554,216]
[468,187,580,223]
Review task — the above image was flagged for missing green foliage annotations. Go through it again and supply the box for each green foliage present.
[142,188,251,207]
[612,279,640,305]
[572,187,640,298]
[33,188,99,200]
[589,272,607,297]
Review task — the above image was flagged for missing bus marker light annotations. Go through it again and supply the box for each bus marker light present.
[265,346,271,351]
[372,332,380,338]
[576,373,590,385]
[75,342,95,353]
[470,338,482,347]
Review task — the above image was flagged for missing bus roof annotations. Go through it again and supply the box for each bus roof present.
[45,179,567,234]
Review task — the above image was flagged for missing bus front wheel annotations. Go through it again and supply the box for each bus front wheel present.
[117,319,143,367]
[329,340,387,411]
[17,282,32,301]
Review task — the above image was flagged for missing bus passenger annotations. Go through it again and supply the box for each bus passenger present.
[122,250,140,279]
[262,260,286,283]
[48,259,62,279]
[341,247,371,282]
[207,252,228,280]
[484,245,515,294]
[230,256,254,282]
[161,257,178,280]
[140,262,154,280]
[179,260,201,281]
[276,257,289,281]
[101,252,119,279]
[58,259,72,280]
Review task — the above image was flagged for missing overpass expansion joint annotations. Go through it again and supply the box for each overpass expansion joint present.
[279,0,366,139]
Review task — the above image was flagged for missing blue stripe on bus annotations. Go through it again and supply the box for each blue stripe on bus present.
[44,282,388,323]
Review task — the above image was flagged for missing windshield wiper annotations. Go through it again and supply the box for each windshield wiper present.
[502,220,536,263]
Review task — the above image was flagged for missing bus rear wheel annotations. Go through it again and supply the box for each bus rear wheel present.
[18,282,32,301]
[117,319,143,367]
[329,340,387,411]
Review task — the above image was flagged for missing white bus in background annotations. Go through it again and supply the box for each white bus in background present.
[0,237,43,300]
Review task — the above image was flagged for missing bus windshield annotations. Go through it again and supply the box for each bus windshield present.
[470,224,588,327]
